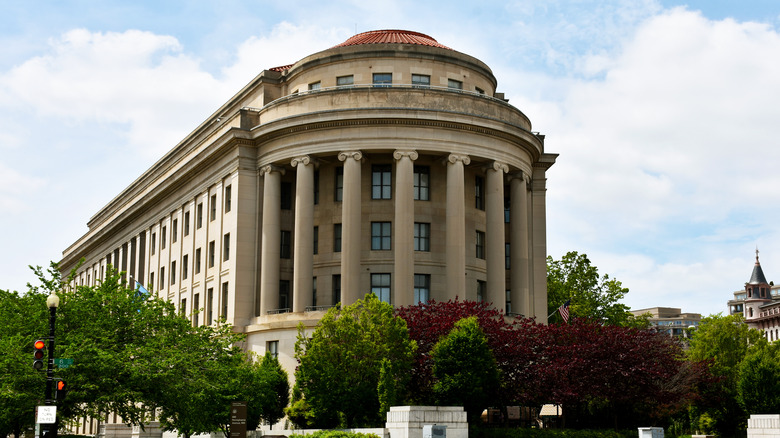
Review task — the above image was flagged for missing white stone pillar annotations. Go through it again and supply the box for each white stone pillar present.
[259,165,283,315]
[446,154,470,299]
[510,172,530,317]
[291,156,315,313]
[393,150,418,306]
[486,161,508,311]
[339,151,363,306]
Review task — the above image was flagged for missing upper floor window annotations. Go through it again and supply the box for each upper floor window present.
[412,74,430,88]
[373,73,392,87]
[371,222,392,250]
[309,81,321,91]
[195,248,201,274]
[475,87,485,95]
[371,273,391,303]
[281,182,292,210]
[414,274,431,304]
[313,226,319,255]
[475,176,485,210]
[334,224,342,252]
[448,79,463,90]
[280,230,292,259]
[314,170,320,205]
[414,223,430,252]
[414,166,430,201]
[172,219,178,243]
[224,185,232,213]
[151,233,156,255]
[372,165,392,199]
[337,75,354,86]
[184,211,190,236]
[223,233,230,262]
[476,231,486,259]
[334,167,344,201]
[161,226,167,250]
[210,194,217,221]
[196,203,203,229]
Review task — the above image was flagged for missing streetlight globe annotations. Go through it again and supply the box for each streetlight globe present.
[46,292,60,309]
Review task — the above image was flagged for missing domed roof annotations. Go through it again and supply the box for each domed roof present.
[332,30,452,50]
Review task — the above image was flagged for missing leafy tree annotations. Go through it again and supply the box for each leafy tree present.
[738,341,780,414]
[256,352,290,426]
[292,293,416,428]
[547,251,637,326]
[687,313,764,437]
[431,317,500,422]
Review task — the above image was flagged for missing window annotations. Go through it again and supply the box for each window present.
[505,197,510,223]
[308,81,321,91]
[225,185,232,213]
[151,233,156,255]
[332,275,341,305]
[184,211,190,236]
[281,182,292,210]
[170,261,176,285]
[279,280,290,310]
[312,277,318,307]
[172,219,178,243]
[193,293,199,326]
[182,254,189,280]
[334,224,342,252]
[197,203,203,229]
[267,340,279,358]
[313,226,319,255]
[505,243,510,270]
[149,272,154,291]
[506,290,511,314]
[373,73,392,87]
[475,176,485,210]
[371,273,391,303]
[210,194,217,221]
[207,287,214,325]
[209,241,215,268]
[475,87,485,94]
[476,231,486,259]
[314,170,320,205]
[414,274,431,304]
[413,166,430,200]
[280,231,292,259]
[371,222,392,250]
[221,282,229,318]
[477,280,486,302]
[180,298,186,316]
[411,74,430,88]
[448,79,463,89]
[223,233,230,261]
[159,267,165,290]
[161,226,167,249]
[195,248,201,274]
[334,167,344,201]
[372,164,392,199]
[337,75,354,86]
[414,223,430,251]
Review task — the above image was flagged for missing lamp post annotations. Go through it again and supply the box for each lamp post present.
[43,292,59,438]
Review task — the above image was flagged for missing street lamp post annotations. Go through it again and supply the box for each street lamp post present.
[43,292,59,438]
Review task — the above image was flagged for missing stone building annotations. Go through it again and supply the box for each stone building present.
[729,250,780,341]
[60,30,557,388]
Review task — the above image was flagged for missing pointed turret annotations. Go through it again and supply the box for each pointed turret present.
[745,248,772,321]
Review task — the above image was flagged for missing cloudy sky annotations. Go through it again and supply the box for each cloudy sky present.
[2,0,779,316]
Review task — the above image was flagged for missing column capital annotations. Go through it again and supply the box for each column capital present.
[393,150,419,161]
[508,170,531,183]
[338,151,363,162]
[446,153,471,165]
[490,161,509,173]
[291,155,317,168]
[260,164,285,176]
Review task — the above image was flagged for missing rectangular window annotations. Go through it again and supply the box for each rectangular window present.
[332,274,341,305]
[414,223,430,251]
[223,233,230,261]
[413,166,430,200]
[193,293,199,326]
[505,243,510,270]
[210,194,217,221]
[184,211,190,236]
[337,75,354,86]
[476,87,485,95]
[170,261,176,285]
[314,170,320,205]
[372,164,392,199]
[477,280,486,302]
[209,241,215,268]
[197,203,203,229]
[373,73,392,87]
[280,230,292,259]
[207,287,214,325]
[334,224,342,253]
[180,298,186,316]
[182,254,189,280]
[411,74,430,88]
[371,222,392,250]
[195,248,201,274]
[505,197,510,223]
[267,340,279,358]
[149,272,153,292]
[414,274,431,304]
[312,277,318,307]
[159,267,165,290]
[279,280,290,310]
[371,273,391,303]
[476,231,486,259]
[313,226,319,255]
[225,184,232,213]
[334,167,344,201]
[281,182,292,210]
[221,282,229,318]
[151,233,156,255]
[475,176,485,210]
[308,81,321,91]
[172,219,178,243]
[161,226,167,250]
[448,79,463,90]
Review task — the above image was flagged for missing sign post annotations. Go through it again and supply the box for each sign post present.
[230,401,247,438]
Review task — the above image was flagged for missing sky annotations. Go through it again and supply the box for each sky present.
[2,0,780,317]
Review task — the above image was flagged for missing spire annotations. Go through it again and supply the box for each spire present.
[748,248,769,285]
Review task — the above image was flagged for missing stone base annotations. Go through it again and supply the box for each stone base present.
[748,414,780,437]
[386,406,467,438]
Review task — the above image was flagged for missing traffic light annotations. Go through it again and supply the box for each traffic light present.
[54,379,67,401]
[33,339,45,370]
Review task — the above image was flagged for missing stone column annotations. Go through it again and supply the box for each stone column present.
[259,165,283,315]
[393,150,418,306]
[339,151,362,306]
[510,172,530,317]
[486,161,508,311]
[446,154,470,299]
[531,154,556,322]
[291,156,315,313]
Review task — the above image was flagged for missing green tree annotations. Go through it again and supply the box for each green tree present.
[547,251,639,326]
[687,313,764,437]
[255,352,290,426]
[292,293,416,428]
[738,341,780,415]
[431,317,500,423]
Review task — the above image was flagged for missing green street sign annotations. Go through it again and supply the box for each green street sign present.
[53,358,74,368]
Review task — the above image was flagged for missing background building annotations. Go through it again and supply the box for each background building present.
[629,307,701,337]
[60,30,557,378]
[728,251,780,341]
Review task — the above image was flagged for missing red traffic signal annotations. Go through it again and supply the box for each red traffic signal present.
[33,340,45,370]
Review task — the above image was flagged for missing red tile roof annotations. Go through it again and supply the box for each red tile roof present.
[332,30,451,50]
[269,64,294,72]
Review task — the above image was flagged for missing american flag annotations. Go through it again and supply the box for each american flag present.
[558,299,571,323]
